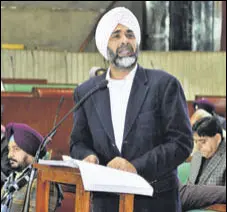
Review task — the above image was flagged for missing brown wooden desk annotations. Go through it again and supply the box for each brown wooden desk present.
[33,163,134,212]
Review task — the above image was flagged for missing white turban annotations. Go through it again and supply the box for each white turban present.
[95,7,141,60]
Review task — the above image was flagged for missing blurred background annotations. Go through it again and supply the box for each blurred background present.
[1,1,225,51]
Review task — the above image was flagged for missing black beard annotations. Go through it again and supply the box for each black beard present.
[107,44,139,70]
[9,159,29,172]
[11,164,26,172]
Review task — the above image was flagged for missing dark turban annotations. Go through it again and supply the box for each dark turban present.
[193,99,215,115]
[5,123,46,158]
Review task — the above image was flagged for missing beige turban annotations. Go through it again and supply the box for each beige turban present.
[95,7,141,60]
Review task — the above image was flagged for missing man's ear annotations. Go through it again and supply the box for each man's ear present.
[215,133,222,145]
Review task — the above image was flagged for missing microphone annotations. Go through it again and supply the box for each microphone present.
[46,96,65,142]
[2,166,31,195]
[22,79,108,212]
[53,96,64,128]
[8,175,30,193]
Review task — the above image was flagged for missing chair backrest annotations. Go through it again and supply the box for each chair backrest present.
[1,91,34,98]
[32,87,74,98]
[2,78,47,84]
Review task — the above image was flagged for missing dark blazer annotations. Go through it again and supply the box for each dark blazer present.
[179,182,226,211]
[70,65,193,212]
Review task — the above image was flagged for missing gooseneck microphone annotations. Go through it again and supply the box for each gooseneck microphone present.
[22,79,108,212]
[53,96,65,128]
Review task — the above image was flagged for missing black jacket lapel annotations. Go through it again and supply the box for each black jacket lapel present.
[92,76,115,143]
[123,66,149,140]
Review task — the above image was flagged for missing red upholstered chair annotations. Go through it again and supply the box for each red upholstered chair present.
[1,91,34,98]
[32,88,74,99]
[55,191,75,212]
[2,78,47,84]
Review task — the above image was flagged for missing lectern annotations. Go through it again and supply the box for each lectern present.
[33,163,134,212]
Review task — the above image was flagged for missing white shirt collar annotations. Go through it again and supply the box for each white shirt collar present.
[106,64,138,83]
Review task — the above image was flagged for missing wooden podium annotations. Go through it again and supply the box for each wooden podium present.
[33,163,134,212]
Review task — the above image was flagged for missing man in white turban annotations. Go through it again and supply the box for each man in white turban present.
[70,7,193,212]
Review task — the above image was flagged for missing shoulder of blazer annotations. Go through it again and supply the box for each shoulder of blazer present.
[140,65,180,87]
[74,73,106,98]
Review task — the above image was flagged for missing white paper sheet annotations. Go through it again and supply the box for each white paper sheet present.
[39,155,153,197]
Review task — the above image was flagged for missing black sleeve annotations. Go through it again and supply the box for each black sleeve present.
[69,87,97,160]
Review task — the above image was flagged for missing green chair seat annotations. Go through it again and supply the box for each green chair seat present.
[187,210,216,212]
[4,83,77,92]
[178,162,191,184]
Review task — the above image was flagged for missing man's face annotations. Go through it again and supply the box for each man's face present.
[107,24,138,70]
[8,140,33,172]
[193,133,221,159]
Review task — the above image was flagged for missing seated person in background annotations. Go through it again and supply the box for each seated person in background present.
[1,80,5,92]
[190,108,212,126]
[193,99,226,130]
[189,116,226,186]
[179,116,226,211]
[1,123,62,212]
[1,105,12,188]
[190,109,226,155]
[1,124,12,188]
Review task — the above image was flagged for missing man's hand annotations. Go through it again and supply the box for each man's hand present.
[107,157,137,174]
[83,154,99,164]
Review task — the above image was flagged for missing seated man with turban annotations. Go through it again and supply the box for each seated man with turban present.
[193,99,226,130]
[1,124,12,188]
[1,105,12,188]
[70,6,193,212]
[1,123,62,212]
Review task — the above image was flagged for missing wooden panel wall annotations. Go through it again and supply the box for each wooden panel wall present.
[1,50,226,100]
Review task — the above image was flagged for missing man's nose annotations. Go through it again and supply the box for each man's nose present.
[197,143,203,150]
[8,150,13,159]
[120,34,129,44]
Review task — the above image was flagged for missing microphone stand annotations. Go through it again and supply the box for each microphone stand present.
[22,79,108,212]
